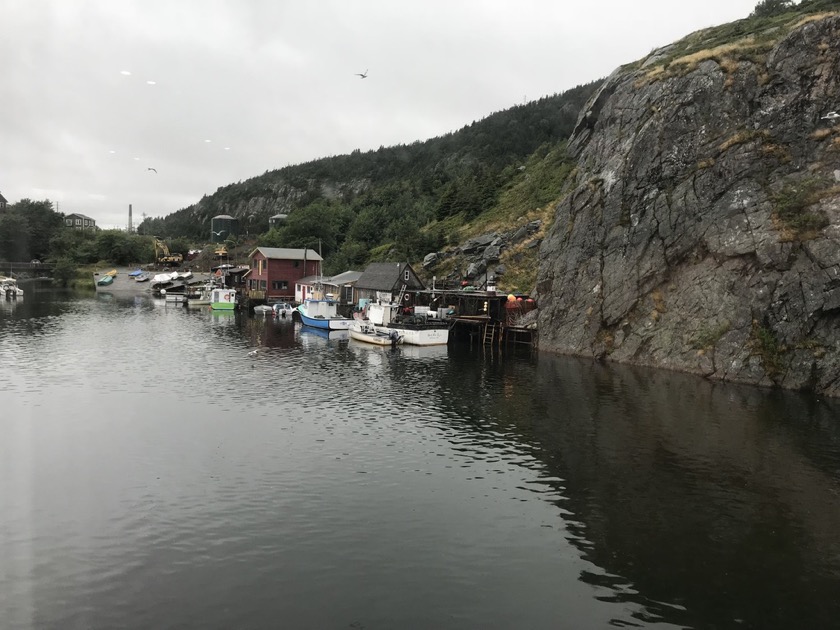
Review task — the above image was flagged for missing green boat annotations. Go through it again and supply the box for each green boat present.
[97,274,114,286]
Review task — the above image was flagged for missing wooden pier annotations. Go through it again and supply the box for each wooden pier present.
[407,288,537,350]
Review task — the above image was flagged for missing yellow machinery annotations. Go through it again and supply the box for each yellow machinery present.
[153,238,183,266]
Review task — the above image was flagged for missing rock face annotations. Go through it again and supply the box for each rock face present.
[536,14,840,396]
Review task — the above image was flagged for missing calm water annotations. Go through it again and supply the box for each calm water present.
[3,289,840,629]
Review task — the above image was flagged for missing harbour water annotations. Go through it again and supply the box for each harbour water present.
[3,288,840,629]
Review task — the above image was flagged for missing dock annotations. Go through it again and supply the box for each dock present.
[408,288,537,349]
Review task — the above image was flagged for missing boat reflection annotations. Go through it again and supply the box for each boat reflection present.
[298,325,349,346]
[399,343,449,360]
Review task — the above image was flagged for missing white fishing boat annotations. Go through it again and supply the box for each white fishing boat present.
[366,301,449,346]
[1,276,23,300]
[349,318,402,346]
[186,283,214,308]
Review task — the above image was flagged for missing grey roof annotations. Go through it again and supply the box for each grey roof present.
[65,212,95,220]
[296,275,320,285]
[356,262,423,291]
[322,270,362,286]
[0,192,7,203]
[249,247,323,261]
[212,214,236,220]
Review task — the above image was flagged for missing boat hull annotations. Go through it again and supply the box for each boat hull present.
[299,313,352,330]
[210,288,237,310]
[297,301,352,330]
[349,321,402,346]
[386,323,449,346]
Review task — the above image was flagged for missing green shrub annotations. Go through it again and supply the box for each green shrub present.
[772,178,831,238]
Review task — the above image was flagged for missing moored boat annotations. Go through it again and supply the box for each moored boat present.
[210,288,237,310]
[297,296,352,330]
[186,283,214,308]
[349,318,402,346]
[96,274,114,286]
[366,301,450,346]
[386,319,450,346]
[1,276,24,299]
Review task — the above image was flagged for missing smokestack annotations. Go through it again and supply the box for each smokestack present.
[128,204,133,233]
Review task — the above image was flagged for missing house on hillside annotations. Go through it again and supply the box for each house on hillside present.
[355,262,425,305]
[294,270,362,305]
[245,247,322,303]
[294,274,320,304]
[0,191,7,211]
[321,270,362,306]
[64,213,97,230]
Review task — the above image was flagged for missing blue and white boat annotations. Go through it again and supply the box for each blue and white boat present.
[296,295,352,330]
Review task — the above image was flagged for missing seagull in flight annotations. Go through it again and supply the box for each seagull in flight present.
[355,69,368,79]
[211,230,225,236]
[822,111,839,120]
[248,349,258,357]
[147,167,157,173]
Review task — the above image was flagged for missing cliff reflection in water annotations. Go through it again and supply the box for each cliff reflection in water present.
[428,352,840,628]
[4,291,840,629]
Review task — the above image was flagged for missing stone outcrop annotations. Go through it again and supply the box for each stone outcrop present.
[424,220,542,286]
[536,14,840,396]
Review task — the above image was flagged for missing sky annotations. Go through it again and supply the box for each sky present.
[2,0,762,230]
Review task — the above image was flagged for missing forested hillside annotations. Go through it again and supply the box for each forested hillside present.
[139,81,601,273]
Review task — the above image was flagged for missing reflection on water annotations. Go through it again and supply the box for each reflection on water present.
[2,290,840,629]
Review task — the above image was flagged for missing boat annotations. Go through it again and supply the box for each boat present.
[135,273,150,282]
[254,304,273,315]
[186,283,214,308]
[96,274,114,286]
[386,318,450,346]
[349,318,403,346]
[128,269,144,277]
[210,287,237,310]
[151,273,174,285]
[272,302,295,319]
[1,276,24,299]
[296,295,352,330]
[366,301,450,346]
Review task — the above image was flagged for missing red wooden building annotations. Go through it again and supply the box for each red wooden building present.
[245,247,322,303]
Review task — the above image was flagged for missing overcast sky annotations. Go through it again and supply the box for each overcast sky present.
[2,0,760,229]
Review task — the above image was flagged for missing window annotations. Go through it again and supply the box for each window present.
[272,280,288,290]
[75,218,82,226]
[260,280,267,290]
[404,269,409,281]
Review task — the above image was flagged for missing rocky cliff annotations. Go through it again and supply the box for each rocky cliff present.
[536,12,840,396]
